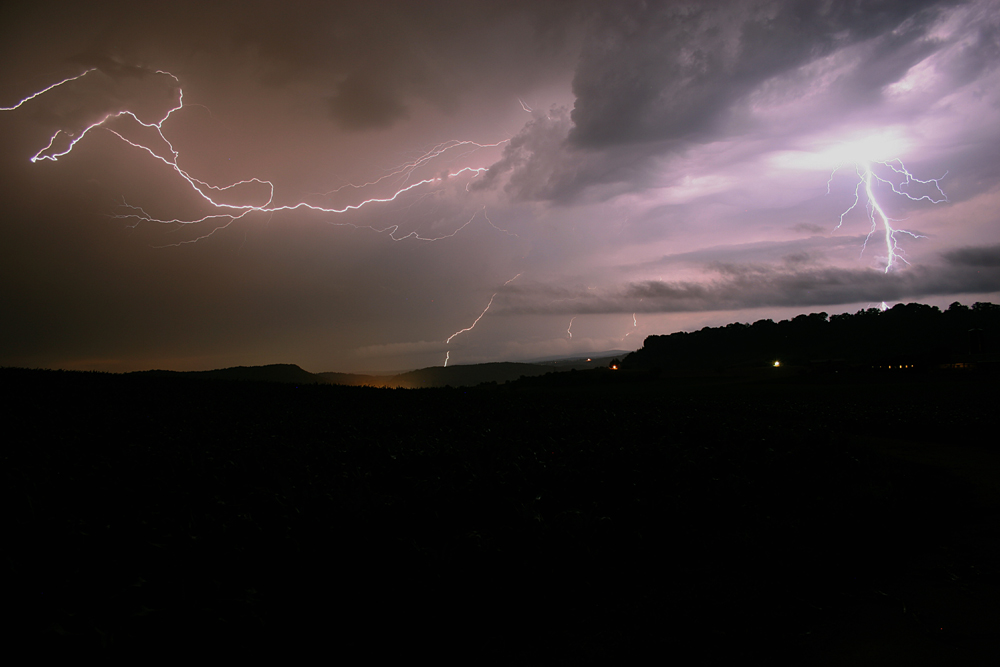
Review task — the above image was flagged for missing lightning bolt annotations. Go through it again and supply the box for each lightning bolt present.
[828,157,947,273]
[443,273,521,366]
[621,312,638,341]
[567,316,576,339]
[3,68,509,246]
[446,293,499,346]
[482,207,518,238]
[4,67,540,369]
[0,68,97,111]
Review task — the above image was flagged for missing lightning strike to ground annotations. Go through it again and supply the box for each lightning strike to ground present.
[446,292,499,347]
[828,156,947,273]
[443,273,522,366]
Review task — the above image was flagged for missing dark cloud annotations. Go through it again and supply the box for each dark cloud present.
[224,1,591,130]
[782,251,813,266]
[471,105,678,204]
[471,108,575,200]
[468,0,998,205]
[634,235,866,270]
[328,75,409,131]
[2,1,999,373]
[792,223,828,235]
[2,1,591,132]
[499,244,1000,315]
[569,0,950,148]
[932,2,1000,85]
[831,13,945,105]
[943,243,1000,267]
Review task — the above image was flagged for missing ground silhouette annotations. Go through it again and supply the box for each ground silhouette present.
[4,302,998,663]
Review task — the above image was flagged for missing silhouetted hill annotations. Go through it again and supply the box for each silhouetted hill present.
[313,371,392,387]
[390,362,553,387]
[317,362,559,388]
[624,300,1000,372]
[518,350,631,365]
[133,363,322,384]
[135,361,565,389]
[96,302,1000,390]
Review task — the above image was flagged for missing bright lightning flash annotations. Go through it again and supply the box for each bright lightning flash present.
[827,138,947,273]
[621,312,638,342]
[2,68,509,246]
[0,68,97,112]
[443,273,521,366]
[3,67,535,365]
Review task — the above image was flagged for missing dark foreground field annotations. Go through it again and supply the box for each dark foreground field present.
[3,366,998,664]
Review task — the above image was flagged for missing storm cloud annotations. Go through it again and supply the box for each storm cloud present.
[499,242,1000,315]
[1,1,998,372]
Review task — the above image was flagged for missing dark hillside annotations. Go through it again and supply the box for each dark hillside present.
[625,301,1000,371]
[389,361,554,387]
[133,363,322,384]
[3,366,998,663]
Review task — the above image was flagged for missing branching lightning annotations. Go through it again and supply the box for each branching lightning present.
[828,156,947,273]
[3,67,538,368]
[2,68,509,246]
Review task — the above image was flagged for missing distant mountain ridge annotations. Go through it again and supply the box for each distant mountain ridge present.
[131,356,623,388]
[132,364,319,384]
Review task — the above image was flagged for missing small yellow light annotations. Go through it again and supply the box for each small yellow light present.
[773,361,780,367]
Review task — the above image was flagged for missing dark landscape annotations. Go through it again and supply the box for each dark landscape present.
[4,303,1000,664]
[5,3,1000,663]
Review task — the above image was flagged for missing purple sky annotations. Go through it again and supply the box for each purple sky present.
[2,0,999,373]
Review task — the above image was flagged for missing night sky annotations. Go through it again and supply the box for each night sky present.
[2,0,999,373]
